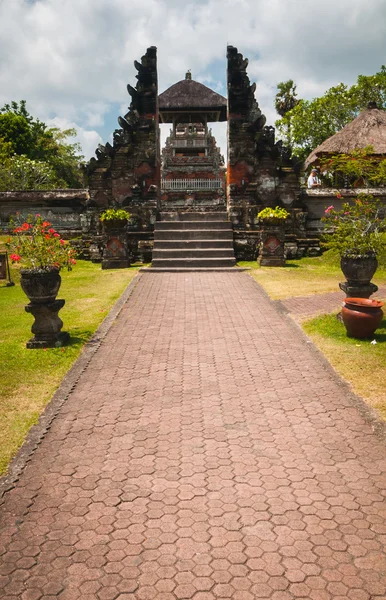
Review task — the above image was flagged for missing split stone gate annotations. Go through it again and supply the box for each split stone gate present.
[86,46,306,262]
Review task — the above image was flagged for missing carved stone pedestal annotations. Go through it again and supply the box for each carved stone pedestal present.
[258,225,286,267]
[339,281,378,299]
[25,299,69,349]
[102,227,130,270]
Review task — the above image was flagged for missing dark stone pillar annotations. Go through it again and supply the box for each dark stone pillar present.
[226,46,301,260]
[102,223,130,269]
[258,224,286,266]
[88,47,160,259]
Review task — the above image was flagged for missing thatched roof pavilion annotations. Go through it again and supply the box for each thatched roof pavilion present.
[305,102,386,169]
[159,72,227,123]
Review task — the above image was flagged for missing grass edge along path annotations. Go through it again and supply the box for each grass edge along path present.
[243,253,386,421]
[303,313,386,421]
[0,261,140,476]
[239,251,386,300]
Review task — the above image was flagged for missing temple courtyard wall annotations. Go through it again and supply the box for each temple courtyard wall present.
[2,187,386,262]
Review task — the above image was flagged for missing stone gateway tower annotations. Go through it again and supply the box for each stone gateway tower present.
[226,46,301,258]
[88,46,160,215]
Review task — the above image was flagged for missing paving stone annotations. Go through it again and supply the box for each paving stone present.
[1,272,386,599]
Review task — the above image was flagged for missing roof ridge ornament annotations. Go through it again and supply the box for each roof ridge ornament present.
[185,70,192,80]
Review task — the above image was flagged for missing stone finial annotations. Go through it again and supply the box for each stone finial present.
[367,101,378,109]
[185,70,192,80]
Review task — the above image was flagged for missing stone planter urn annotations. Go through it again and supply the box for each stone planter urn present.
[102,219,128,232]
[20,268,62,303]
[20,268,69,349]
[342,297,383,339]
[339,254,379,298]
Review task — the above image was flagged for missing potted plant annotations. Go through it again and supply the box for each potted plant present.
[257,206,290,266]
[5,214,77,347]
[322,193,386,296]
[99,208,131,269]
[99,207,131,231]
[6,214,77,301]
[257,205,290,225]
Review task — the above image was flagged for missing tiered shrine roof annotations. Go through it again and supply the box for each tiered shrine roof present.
[159,74,227,123]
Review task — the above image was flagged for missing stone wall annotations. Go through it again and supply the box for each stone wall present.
[301,188,386,233]
[0,189,90,232]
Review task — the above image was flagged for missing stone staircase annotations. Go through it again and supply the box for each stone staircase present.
[149,212,237,270]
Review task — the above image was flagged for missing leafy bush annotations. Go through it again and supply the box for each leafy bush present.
[257,206,290,221]
[322,193,386,258]
[99,208,131,222]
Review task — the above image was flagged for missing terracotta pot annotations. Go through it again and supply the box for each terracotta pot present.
[340,255,378,284]
[20,268,61,304]
[342,297,384,339]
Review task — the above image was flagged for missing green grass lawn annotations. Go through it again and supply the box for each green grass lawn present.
[0,259,140,475]
[303,313,386,420]
[239,252,386,300]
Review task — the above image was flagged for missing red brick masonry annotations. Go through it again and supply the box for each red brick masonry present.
[1,273,385,599]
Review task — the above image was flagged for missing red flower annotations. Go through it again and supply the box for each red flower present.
[48,228,56,234]
[10,254,21,262]
[42,221,51,228]
[53,233,60,238]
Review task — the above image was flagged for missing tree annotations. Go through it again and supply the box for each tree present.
[0,155,62,191]
[0,112,34,156]
[0,137,13,162]
[275,67,386,162]
[275,80,299,117]
[33,126,85,188]
[274,80,299,148]
[319,146,386,188]
[0,101,86,189]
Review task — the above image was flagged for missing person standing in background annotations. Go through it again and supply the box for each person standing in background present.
[308,168,321,188]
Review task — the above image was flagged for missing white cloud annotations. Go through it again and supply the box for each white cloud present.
[0,0,385,158]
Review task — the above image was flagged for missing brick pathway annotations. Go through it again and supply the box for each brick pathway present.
[280,285,386,321]
[1,272,386,600]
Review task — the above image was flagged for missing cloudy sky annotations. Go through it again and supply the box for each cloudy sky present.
[0,0,385,159]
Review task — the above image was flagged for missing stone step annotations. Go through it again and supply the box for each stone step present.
[141,267,248,272]
[151,257,237,268]
[155,221,232,231]
[155,229,234,240]
[154,240,233,249]
[160,212,229,222]
[152,248,236,259]
[152,211,236,269]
